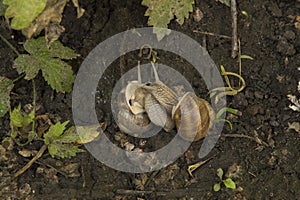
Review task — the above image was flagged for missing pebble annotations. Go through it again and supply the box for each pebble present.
[254,91,264,99]
[268,2,282,17]
[276,38,296,56]
[283,30,296,40]
[246,104,264,116]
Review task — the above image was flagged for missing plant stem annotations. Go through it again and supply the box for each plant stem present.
[231,0,238,58]
[0,33,20,56]
[31,79,36,137]
[14,144,48,178]
[12,74,25,83]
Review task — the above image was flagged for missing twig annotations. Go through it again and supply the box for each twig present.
[222,133,269,147]
[116,187,207,197]
[14,144,48,178]
[193,30,231,39]
[231,0,238,58]
[0,33,20,56]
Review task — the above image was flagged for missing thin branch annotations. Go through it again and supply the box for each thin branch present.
[222,133,269,147]
[14,144,48,178]
[193,30,231,39]
[231,0,238,58]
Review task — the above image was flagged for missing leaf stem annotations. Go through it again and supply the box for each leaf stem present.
[0,33,20,56]
[31,79,36,137]
[12,74,25,83]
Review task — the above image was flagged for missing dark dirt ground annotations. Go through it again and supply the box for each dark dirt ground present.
[1,0,300,199]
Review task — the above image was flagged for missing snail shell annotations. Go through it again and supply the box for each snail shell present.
[142,62,178,113]
[117,88,156,135]
[144,93,175,132]
[172,92,214,141]
[142,82,178,113]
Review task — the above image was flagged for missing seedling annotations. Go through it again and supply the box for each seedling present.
[213,168,236,192]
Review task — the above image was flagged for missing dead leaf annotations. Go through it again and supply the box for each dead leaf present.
[72,0,85,18]
[22,0,68,40]
[45,24,65,47]
[133,174,148,190]
[288,122,300,134]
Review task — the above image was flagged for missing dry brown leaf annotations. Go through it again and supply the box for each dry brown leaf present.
[288,122,300,134]
[72,0,85,18]
[22,0,68,42]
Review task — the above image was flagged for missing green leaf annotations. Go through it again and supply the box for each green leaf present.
[213,183,221,192]
[223,178,236,189]
[173,0,194,25]
[13,37,79,92]
[239,55,254,60]
[48,142,84,158]
[10,104,34,128]
[216,0,230,7]
[44,122,84,158]
[14,55,40,80]
[217,168,224,179]
[0,76,14,118]
[44,121,69,145]
[142,0,194,40]
[3,0,46,30]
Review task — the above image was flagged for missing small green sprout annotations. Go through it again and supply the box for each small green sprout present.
[213,168,236,192]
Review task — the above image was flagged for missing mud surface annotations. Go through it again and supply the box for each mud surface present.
[1,0,300,199]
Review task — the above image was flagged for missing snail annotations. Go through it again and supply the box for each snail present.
[117,63,157,136]
[142,62,178,113]
[117,86,156,136]
[117,61,214,140]
[141,62,176,131]
[172,92,215,141]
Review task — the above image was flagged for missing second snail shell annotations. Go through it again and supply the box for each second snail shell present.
[172,92,215,141]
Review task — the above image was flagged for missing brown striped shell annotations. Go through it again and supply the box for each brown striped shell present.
[172,92,215,141]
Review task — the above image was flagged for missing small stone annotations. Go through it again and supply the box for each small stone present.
[268,2,282,17]
[193,8,203,22]
[246,104,263,116]
[276,38,296,56]
[283,30,296,40]
[254,91,264,99]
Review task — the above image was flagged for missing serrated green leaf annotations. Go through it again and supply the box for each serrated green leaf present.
[217,168,224,179]
[44,121,69,144]
[48,142,84,158]
[14,55,40,80]
[3,0,46,30]
[57,126,80,143]
[174,0,194,25]
[41,58,75,93]
[44,123,84,158]
[142,0,194,40]
[0,76,14,118]
[13,37,78,92]
[10,104,34,128]
[223,178,236,189]
[213,183,221,192]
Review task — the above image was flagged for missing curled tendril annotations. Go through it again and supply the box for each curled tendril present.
[210,65,246,105]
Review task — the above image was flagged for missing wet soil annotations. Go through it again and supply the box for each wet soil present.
[1,0,300,199]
